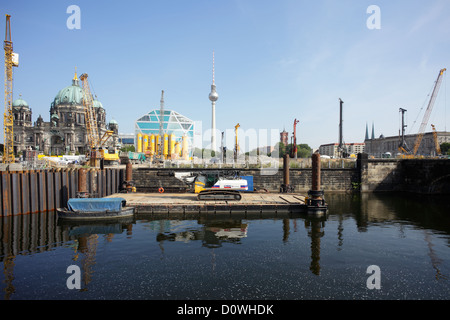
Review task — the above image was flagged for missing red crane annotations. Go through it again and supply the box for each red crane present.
[291,119,299,158]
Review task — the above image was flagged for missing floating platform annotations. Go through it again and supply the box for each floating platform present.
[106,192,327,218]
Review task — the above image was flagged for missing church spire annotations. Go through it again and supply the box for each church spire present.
[72,67,79,86]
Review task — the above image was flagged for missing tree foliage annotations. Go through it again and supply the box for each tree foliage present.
[273,142,312,158]
[440,142,450,155]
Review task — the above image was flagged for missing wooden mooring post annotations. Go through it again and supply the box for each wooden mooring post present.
[306,151,327,215]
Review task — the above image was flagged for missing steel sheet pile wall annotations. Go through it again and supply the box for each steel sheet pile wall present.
[0,168,125,216]
[0,211,66,260]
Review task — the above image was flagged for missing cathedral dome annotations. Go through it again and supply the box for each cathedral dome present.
[52,73,104,108]
[93,99,103,109]
[12,97,29,108]
[53,77,83,106]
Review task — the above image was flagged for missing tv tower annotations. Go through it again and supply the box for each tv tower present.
[209,51,219,152]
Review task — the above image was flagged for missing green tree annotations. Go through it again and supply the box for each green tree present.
[193,148,215,158]
[272,142,312,158]
[297,144,313,158]
[120,145,135,153]
[440,142,450,155]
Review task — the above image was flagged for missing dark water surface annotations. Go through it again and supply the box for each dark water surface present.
[1,193,449,300]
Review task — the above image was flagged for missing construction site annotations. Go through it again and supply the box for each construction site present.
[1,13,449,218]
[1,3,450,303]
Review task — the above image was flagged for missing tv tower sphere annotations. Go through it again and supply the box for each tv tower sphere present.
[209,86,219,101]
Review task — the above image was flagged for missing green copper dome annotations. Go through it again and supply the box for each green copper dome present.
[12,97,29,108]
[52,73,103,107]
[93,99,103,109]
[53,76,83,106]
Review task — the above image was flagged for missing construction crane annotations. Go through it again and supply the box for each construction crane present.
[234,123,240,161]
[431,124,441,156]
[79,73,99,149]
[291,118,299,158]
[79,73,114,166]
[412,68,446,156]
[398,108,409,152]
[338,98,348,158]
[157,90,165,160]
[3,14,19,164]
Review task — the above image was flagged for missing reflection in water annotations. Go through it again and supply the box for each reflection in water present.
[305,216,326,276]
[60,218,134,292]
[0,192,449,299]
[155,220,248,249]
[74,234,98,291]
[283,219,290,243]
[2,255,14,300]
[337,214,344,250]
[1,211,61,300]
[152,215,327,277]
[425,230,448,281]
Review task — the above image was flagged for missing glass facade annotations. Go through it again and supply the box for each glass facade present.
[135,109,195,149]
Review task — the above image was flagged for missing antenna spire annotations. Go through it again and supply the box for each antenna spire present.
[212,50,215,85]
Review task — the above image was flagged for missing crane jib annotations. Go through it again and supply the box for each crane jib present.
[412,68,446,155]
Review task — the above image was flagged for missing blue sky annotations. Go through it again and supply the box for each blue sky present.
[1,0,450,150]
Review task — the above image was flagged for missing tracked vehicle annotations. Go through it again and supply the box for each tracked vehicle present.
[173,171,248,201]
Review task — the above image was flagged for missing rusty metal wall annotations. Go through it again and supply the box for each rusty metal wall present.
[0,168,125,216]
[0,211,69,262]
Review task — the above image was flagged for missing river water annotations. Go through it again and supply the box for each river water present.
[0,192,449,300]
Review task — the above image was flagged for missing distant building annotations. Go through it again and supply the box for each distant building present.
[134,109,195,153]
[12,72,118,155]
[319,143,365,158]
[364,131,450,157]
[118,133,135,146]
[280,129,288,145]
[257,146,274,155]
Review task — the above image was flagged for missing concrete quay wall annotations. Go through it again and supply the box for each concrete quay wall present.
[132,167,358,193]
[133,156,450,195]
[358,155,450,194]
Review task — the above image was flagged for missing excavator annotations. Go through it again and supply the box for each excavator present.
[167,170,248,201]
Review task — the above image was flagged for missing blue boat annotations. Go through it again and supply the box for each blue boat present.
[57,197,135,221]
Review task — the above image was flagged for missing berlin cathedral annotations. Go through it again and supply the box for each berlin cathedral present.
[12,72,119,155]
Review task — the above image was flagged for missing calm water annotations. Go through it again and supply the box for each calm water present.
[1,192,449,300]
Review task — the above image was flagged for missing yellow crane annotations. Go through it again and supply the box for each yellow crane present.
[79,73,99,149]
[412,68,446,156]
[234,123,240,161]
[431,124,441,156]
[79,73,115,166]
[3,14,19,164]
